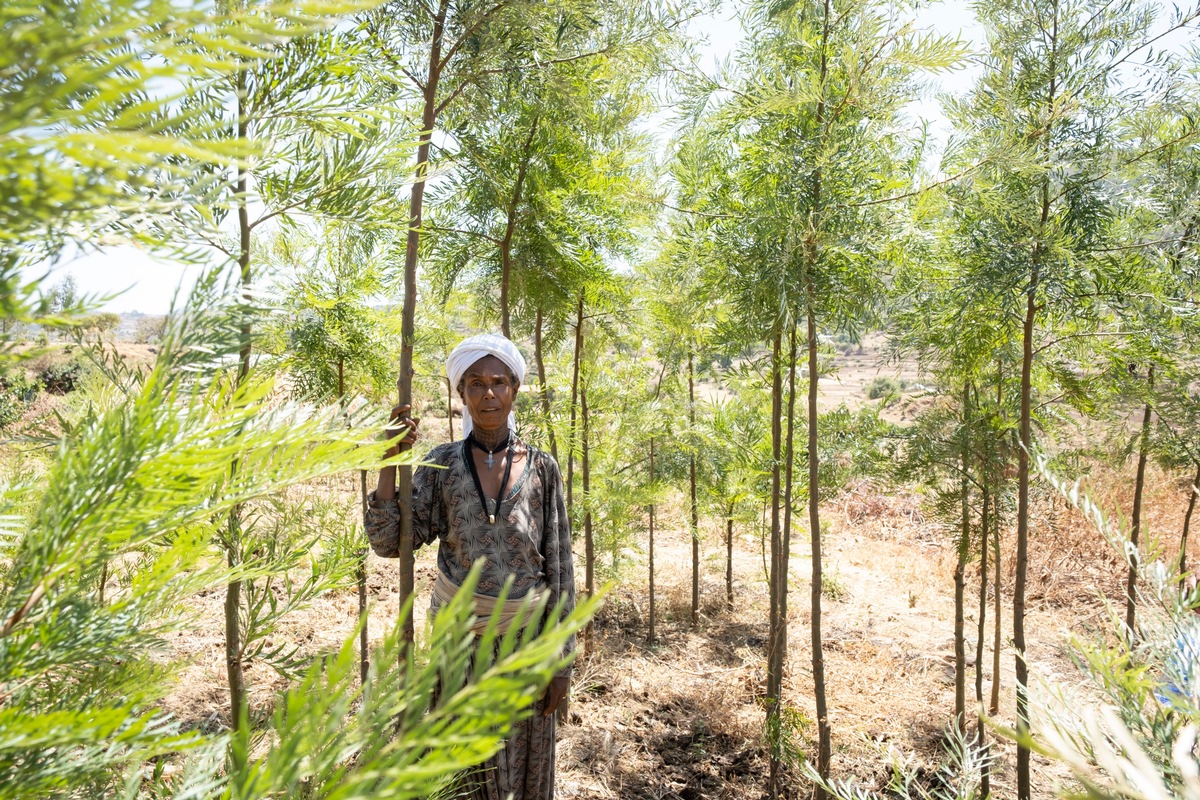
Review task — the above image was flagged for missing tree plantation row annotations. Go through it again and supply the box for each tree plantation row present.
[3,0,1200,798]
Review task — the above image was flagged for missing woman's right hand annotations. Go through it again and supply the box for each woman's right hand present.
[384,403,420,457]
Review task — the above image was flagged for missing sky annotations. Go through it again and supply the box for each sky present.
[20,4,992,314]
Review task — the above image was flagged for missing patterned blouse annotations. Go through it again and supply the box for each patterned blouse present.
[365,439,576,673]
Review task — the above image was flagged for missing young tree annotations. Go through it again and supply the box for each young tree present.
[365,0,677,642]
[698,2,962,791]
[267,223,399,687]
[949,4,1200,793]
[173,6,408,724]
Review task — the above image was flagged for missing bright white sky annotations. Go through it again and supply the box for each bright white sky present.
[17,3,992,313]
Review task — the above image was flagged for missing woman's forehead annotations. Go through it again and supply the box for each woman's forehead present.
[464,355,511,376]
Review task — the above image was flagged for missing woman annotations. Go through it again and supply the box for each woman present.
[365,333,575,800]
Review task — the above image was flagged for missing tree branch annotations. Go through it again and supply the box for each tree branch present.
[845,160,986,208]
[436,2,507,73]
[1095,235,1197,254]
[425,223,502,244]
[1033,330,1130,355]
[655,199,738,219]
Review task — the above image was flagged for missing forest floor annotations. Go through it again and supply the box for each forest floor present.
[111,335,1194,798]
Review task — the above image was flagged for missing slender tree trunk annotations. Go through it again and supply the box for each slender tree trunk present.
[225,63,252,731]
[807,301,830,796]
[395,0,451,650]
[499,114,540,339]
[535,306,557,461]
[775,324,799,755]
[990,491,1002,717]
[990,378,1005,718]
[1014,260,1038,800]
[1180,462,1200,575]
[1016,12,1056,792]
[766,330,784,798]
[954,382,970,731]
[340,359,367,690]
[688,351,700,627]
[567,294,584,520]
[1126,366,1154,636]
[582,382,593,599]
[648,438,656,646]
[445,376,455,440]
[359,469,370,688]
[977,480,990,799]
[806,1,833,786]
[726,506,734,610]
[761,498,769,583]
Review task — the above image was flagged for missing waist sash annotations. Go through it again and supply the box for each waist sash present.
[430,570,549,637]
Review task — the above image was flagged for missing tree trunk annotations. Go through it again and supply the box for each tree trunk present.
[225,63,251,732]
[990,375,1005,718]
[395,0,451,650]
[1126,366,1154,637]
[726,506,734,610]
[337,357,370,691]
[766,330,784,798]
[1014,260,1038,800]
[648,438,656,646]
[954,382,970,731]
[359,469,370,688]
[761,498,769,583]
[445,376,455,440]
[1180,461,1200,575]
[582,382,593,599]
[498,113,540,339]
[688,351,700,627]
[807,302,830,796]
[535,306,557,461]
[781,326,798,670]
[977,480,990,799]
[990,489,1002,717]
[567,294,584,521]
[775,323,800,777]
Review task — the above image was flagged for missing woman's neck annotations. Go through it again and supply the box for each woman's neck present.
[470,426,511,451]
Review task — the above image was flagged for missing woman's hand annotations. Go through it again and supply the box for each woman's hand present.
[384,403,420,457]
[541,675,570,717]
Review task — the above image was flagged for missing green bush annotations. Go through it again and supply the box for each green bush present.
[0,370,39,429]
[865,376,903,400]
[38,356,91,394]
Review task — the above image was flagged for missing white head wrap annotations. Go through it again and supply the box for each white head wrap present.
[446,333,526,439]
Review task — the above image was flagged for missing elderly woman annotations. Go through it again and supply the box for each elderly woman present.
[365,333,575,800]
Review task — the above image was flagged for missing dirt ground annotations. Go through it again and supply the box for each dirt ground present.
[137,336,1196,798]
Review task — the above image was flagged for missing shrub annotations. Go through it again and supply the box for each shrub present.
[133,315,166,344]
[0,370,38,429]
[38,356,91,394]
[865,376,902,400]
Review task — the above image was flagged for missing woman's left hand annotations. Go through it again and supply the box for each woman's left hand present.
[541,675,570,717]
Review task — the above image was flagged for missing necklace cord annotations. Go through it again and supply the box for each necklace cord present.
[465,437,516,525]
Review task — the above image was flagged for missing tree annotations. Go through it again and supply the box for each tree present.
[425,0,680,339]
[267,222,400,687]
[693,2,962,791]
[948,3,1200,793]
[179,9,407,724]
[363,0,621,645]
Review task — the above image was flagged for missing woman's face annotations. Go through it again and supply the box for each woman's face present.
[459,355,518,433]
